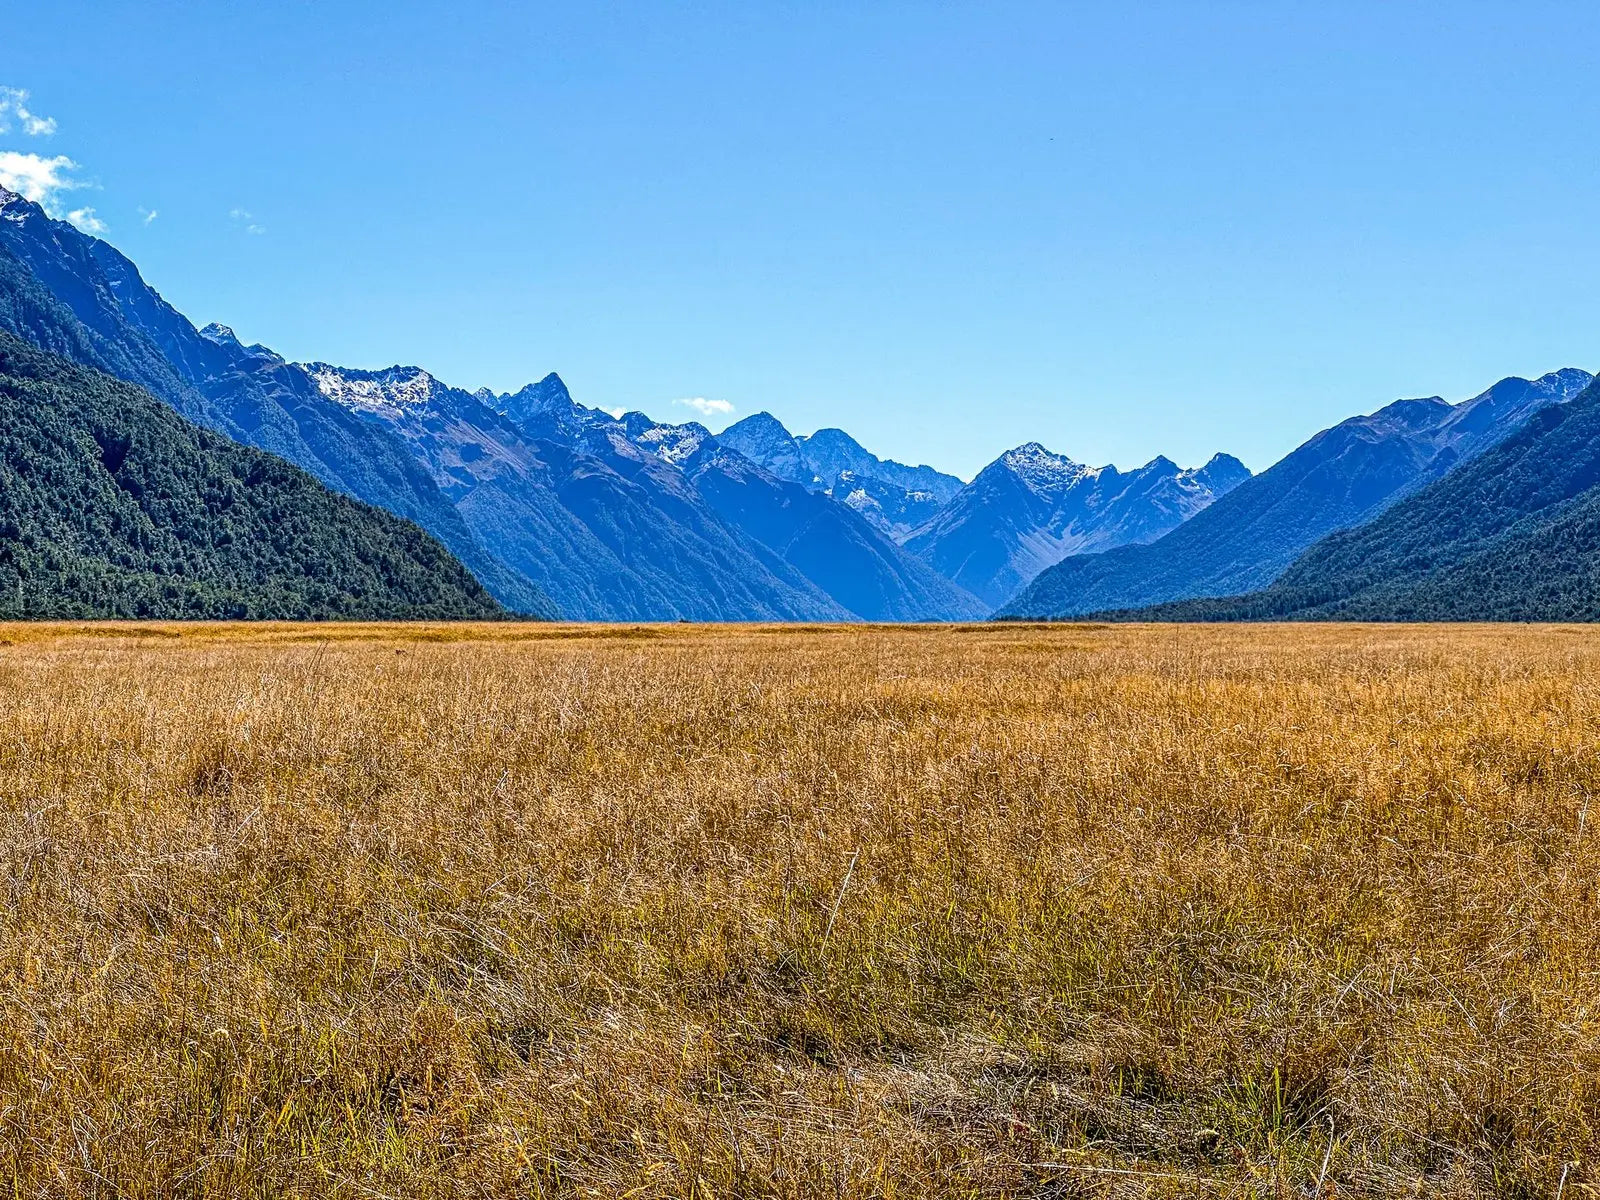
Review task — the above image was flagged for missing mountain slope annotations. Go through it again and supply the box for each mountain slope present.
[0,334,503,620]
[1124,376,1600,622]
[796,427,965,501]
[306,365,851,621]
[1000,369,1594,619]
[717,413,820,487]
[0,186,558,617]
[683,445,988,621]
[905,444,1250,608]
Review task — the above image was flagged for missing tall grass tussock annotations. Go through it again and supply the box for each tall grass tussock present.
[0,621,1596,1197]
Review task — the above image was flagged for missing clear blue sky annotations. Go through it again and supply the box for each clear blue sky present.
[4,1,1598,479]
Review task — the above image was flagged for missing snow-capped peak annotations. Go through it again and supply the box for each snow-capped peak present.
[199,322,243,348]
[631,418,711,465]
[303,363,448,416]
[0,185,35,222]
[997,442,1096,495]
[721,412,794,450]
[1531,367,1594,399]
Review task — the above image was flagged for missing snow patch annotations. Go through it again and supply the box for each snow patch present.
[633,421,709,465]
[305,364,447,417]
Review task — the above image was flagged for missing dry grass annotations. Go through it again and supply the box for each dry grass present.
[1,620,1598,1197]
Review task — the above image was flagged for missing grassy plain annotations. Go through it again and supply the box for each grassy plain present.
[0,620,1597,1197]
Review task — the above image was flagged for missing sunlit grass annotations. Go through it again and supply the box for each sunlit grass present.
[0,621,1595,1196]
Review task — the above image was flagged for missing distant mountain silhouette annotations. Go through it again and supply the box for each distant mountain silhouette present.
[906,444,1249,608]
[1114,374,1600,622]
[1001,369,1594,619]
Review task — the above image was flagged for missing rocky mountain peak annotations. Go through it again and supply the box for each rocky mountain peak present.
[199,322,243,349]
[302,362,448,415]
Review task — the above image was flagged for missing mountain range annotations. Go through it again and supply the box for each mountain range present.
[716,414,1250,607]
[1115,374,1600,622]
[4,181,1595,626]
[301,364,986,621]
[0,184,1247,621]
[0,332,502,620]
[903,445,1250,608]
[298,362,851,621]
[1001,368,1595,619]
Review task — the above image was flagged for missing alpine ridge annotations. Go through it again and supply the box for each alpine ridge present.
[304,364,987,622]
[1000,368,1595,619]
[1114,374,1600,622]
[717,412,967,540]
[714,409,1250,608]
[0,184,560,617]
[303,362,854,622]
[904,443,1250,608]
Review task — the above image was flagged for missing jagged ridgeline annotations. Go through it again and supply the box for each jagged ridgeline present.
[999,368,1595,619]
[1114,374,1600,622]
[0,334,506,620]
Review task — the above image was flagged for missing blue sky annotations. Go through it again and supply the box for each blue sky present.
[4,2,1599,480]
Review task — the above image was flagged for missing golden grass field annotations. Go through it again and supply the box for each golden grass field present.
[1,620,1597,1198]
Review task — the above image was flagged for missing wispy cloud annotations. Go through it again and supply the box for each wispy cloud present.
[66,207,106,235]
[0,87,57,137]
[0,150,87,208]
[674,397,735,418]
[0,88,101,231]
[230,206,265,235]
[138,205,158,225]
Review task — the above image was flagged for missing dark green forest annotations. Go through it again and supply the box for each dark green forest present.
[0,333,506,620]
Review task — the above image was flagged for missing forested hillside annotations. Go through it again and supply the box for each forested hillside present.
[1112,376,1600,622]
[0,334,506,620]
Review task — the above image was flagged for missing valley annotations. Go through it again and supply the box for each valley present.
[8,180,1598,629]
[6,11,1599,1199]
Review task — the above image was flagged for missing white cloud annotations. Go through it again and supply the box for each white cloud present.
[0,87,57,137]
[139,206,158,225]
[230,206,265,235]
[0,150,86,208]
[604,406,626,419]
[66,207,107,235]
[674,396,735,418]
